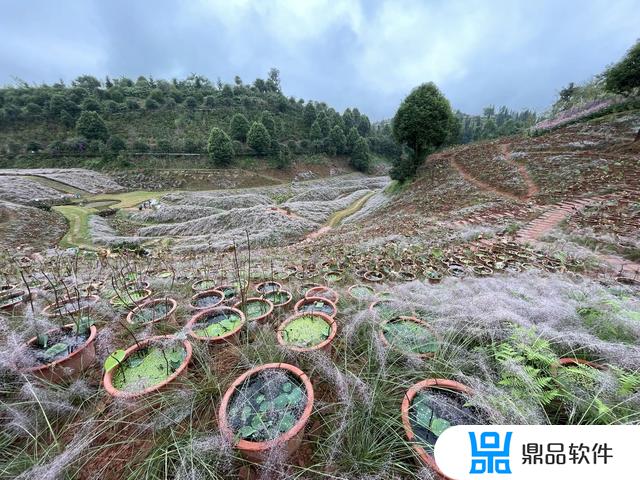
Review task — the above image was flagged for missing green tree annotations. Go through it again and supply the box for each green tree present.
[229,113,250,142]
[604,40,640,95]
[328,125,346,155]
[247,121,272,155]
[350,136,370,172]
[75,111,109,142]
[316,111,330,137]
[357,114,371,136]
[391,82,454,180]
[275,143,291,169]
[303,102,317,129]
[309,120,323,141]
[207,127,234,166]
[260,110,277,137]
[345,126,359,154]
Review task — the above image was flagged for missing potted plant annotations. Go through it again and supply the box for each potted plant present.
[261,289,293,308]
[20,318,98,383]
[0,289,28,311]
[401,379,481,477]
[363,270,385,283]
[218,363,314,463]
[379,316,439,358]
[192,279,218,292]
[347,284,374,300]
[234,297,274,324]
[294,296,337,318]
[190,289,225,310]
[42,294,100,318]
[103,335,192,399]
[424,269,442,285]
[186,306,246,344]
[255,281,282,295]
[305,286,339,304]
[276,312,337,353]
[368,299,396,320]
[323,270,344,283]
[109,289,152,309]
[126,297,178,326]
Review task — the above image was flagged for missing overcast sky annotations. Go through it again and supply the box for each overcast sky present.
[1,0,638,119]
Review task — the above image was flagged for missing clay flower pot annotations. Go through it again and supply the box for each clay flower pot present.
[323,270,344,283]
[379,316,439,359]
[255,281,282,295]
[305,286,339,304]
[294,296,337,318]
[261,289,293,308]
[276,312,337,354]
[186,306,246,344]
[0,289,28,311]
[190,289,225,310]
[103,335,192,399]
[363,270,385,283]
[191,279,219,292]
[218,363,314,463]
[22,324,98,383]
[347,284,374,300]
[233,297,274,324]
[401,379,472,478]
[126,297,178,326]
[109,289,152,308]
[42,295,100,318]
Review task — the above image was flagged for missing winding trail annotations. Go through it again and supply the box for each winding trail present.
[499,144,539,198]
[304,190,377,241]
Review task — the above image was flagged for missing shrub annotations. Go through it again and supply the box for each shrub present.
[350,136,371,172]
[247,121,271,155]
[75,111,109,141]
[131,139,150,152]
[144,98,160,110]
[229,113,250,142]
[207,127,234,166]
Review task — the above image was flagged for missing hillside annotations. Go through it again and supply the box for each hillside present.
[0,73,397,174]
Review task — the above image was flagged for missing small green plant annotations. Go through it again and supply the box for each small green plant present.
[282,314,331,348]
[382,318,438,355]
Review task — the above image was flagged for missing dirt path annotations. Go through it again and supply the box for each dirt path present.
[499,144,539,198]
[304,190,377,241]
[450,157,523,202]
[449,144,539,202]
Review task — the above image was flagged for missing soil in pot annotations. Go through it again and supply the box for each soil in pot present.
[279,314,333,349]
[323,271,343,283]
[410,387,482,454]
[381,317,438,356]
[363,270,385,282]
[111,341,188,393]
[190,308,245,338]
[191,289,224,309]
[262,290,292,308]
[226,369,308,443]
[295,297,337,317]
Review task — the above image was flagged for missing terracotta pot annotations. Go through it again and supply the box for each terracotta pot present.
[297,282,321,297]
[305,286,339,304]
[379,316,439,359]
[401,379,472,479]
[363,270,385,283]
[218,363,314,463]
[109,289,152,308]
[347,284,375,300]
[22,324,98,383]
[186,306,246,344]
[0,289,28,311]
[255,281,282,295]
[191,279,218,292]
[190,289,225,310]
[276,312,337,354]
[0,284,17,292]
[126,297,178,326]
[42,294,100,318]
[103,335,192,399]
[261,289,293,308]
[233,297,274,324]
[294,296,337,318]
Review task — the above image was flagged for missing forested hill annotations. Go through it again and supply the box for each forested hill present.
[0,69,398,170]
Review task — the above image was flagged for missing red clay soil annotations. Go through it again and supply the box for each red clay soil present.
[450,156,523,202]
[499,143,539,198]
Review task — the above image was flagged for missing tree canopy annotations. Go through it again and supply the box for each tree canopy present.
[207,127,234,166]
[605,39,640,95]
[247,121,271,155]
